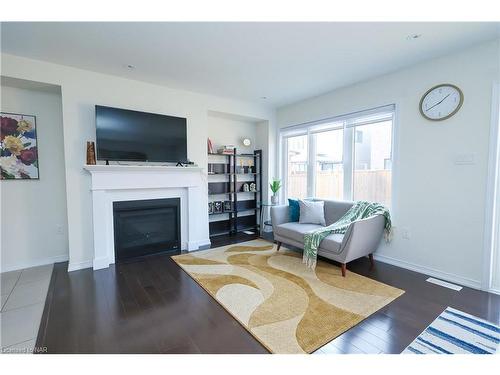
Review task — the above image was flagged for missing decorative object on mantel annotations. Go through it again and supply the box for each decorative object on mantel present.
[242,183,250,192]
[270,179,282,204]
[0,112,39,180]
[250,182,257,192]
[86,141,96,165]
[208,202,213,214]
[207,138,214,154]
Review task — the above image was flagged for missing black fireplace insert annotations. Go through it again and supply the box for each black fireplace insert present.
[113,198,181,261]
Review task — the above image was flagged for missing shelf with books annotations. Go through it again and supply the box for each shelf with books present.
[207,148,262,238]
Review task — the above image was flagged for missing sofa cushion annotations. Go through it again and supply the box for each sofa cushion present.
[323,199,354,225]
[288,198,300,222]
[299,200,326,226]
[274,222,322,243]
[275,222,345,254]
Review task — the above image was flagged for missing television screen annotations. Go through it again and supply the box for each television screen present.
[95,105,187,162]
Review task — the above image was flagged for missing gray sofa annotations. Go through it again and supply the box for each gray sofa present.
[271,199,385,276]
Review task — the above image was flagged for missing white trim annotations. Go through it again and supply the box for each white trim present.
[1,254,69,273]
[488,288,500,296]
[84,165,207,270]
[188,238,211,250]
[68,260,93,272]
[277,129,285,204]
[482,82,500,291]
[83,165,203,173]
[373,253,481,290]
[389,105,400,221]
[280,104,396,133]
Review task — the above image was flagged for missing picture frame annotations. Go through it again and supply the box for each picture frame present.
[1,112,39,180]
[213,201,223,214]
[223,201,233,212]
[208,202,213,214]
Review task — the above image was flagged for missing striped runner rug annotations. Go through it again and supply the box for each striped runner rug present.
[403,307,499,354]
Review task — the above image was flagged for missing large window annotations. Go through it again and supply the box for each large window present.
[286,135,308,199]
[314,127,344,200]
[280,105,394,207]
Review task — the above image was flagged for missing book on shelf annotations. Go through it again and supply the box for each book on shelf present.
[217,145,236,155]
[207,138,214,154]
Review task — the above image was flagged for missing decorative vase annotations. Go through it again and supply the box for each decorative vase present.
[271,194,278,205]
[86,141,96,165]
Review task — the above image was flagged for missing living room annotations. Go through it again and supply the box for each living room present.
[1,1,499,372]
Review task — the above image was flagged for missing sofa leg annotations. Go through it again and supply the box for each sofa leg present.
[276,241,282,251]
[341,263,347,277]
[369,254,374,270]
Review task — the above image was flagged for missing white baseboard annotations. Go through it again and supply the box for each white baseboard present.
[488,288,500,295]
[67,260,93,272]
[373,253,482,290]
[1,254,69,273]
[92,257,110,271]
[188,238,211,251]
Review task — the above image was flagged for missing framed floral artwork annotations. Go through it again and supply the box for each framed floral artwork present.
[0,112,39,179]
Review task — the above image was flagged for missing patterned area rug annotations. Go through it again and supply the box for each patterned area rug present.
[403,307,500,354]
[172,239,404,354]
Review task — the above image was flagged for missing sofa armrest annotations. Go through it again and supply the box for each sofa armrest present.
[270,205,290,229]
[341,214,385,262]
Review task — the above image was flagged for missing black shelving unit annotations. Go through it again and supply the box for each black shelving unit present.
[208,149,262,238]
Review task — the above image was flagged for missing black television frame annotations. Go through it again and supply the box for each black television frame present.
[95,105,188,163]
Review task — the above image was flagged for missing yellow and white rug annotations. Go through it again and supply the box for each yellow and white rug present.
[172,239,404,354]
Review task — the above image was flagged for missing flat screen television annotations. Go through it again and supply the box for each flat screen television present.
[95,105,187,162]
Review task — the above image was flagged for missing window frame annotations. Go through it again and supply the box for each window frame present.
[279,105,396,209]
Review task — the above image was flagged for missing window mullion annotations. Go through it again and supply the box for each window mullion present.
[343,121,354,200]
[307,130,316,198]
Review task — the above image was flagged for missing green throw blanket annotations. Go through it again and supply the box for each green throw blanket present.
[303,201,392,268]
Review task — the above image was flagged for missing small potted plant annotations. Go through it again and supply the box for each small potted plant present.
[269,179,281,204]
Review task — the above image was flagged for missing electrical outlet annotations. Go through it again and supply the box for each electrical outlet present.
[401,227,410,240]
[56,225,64,235]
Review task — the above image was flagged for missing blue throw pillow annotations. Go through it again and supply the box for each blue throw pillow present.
[288,198,300,222]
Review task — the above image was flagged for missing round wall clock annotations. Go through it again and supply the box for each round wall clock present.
[242,138,251,147]
[419,84,464,121]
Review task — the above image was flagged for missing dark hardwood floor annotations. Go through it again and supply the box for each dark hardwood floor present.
[36,232,500,354]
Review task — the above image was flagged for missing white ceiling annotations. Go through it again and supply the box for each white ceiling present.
[1,22,499,107]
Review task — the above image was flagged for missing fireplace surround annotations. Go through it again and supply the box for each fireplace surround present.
[83,164,209,271]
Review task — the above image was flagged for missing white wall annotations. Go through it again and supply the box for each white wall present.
[1,53,275,271]
[1,83,68,272]
[208,113,258,152]
[277,40,500,288]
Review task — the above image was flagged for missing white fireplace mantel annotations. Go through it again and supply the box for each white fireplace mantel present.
[84,164,209,270]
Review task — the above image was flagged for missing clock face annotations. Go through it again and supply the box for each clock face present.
[420,84,463,121]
